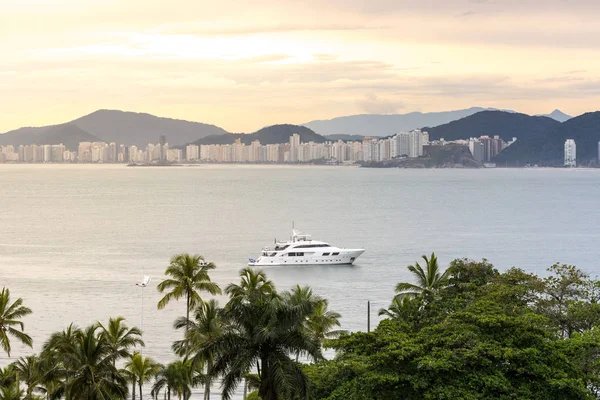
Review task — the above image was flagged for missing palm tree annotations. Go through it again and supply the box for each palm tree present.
[157,254,222,337]
[12,355,45,399]
[226,268,274,305]
[173,299,227,400]
[306,299,344,350]
[378,294,415,319]
[151,360,200,400]
[0,365,17,389]
[124,352,161,400]
[284,286,344,360]
[41,324,128,400]
[0,287,33,357]
[99,316,144,366]
[0,382,24,400]
[395,253,449,301]
[208,268,322,400]
[67,325,128,399]
[39,324,80,400]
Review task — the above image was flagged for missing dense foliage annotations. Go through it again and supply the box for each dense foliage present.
[3,254,600,400]
[305,259,600,400]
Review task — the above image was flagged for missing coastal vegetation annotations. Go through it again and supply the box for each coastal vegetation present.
[3,254,600,399]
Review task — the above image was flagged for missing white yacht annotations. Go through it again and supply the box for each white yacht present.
[248,229,365,266]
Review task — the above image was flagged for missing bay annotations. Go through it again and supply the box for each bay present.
[1,164,599,396]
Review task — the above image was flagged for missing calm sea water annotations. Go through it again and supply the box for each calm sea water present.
[1,164,599,396]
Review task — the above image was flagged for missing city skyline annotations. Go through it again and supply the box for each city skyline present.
[0,130,519,165]
[3,0,600,134]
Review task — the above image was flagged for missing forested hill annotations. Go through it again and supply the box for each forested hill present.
[0,110,229,148]
[191,124,327,146]
[424,111,559,142]
[494,111,600,166]
[0,123,100,151]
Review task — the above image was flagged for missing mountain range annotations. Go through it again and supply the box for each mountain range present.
[494,112,600,166]
[3,107,598,166]
[303,107,572,137]
[425,111,560,142]
[0,110,228,149]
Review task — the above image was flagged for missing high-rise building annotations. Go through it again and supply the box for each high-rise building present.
[408,130,424,158]
[564,139,576,167]
[397,132,410,157]
[186,145,199,161]
[159,135,167,161]
[468,139,485,162]
[289,133,301,162]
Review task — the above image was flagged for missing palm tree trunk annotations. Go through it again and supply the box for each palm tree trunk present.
[186,291,190,340]
[204,358,212,400]
[184,292,190,400]
[139,382,143,400]
[259,358,277,400]
[243,378,248,400]
[132,379,137,400]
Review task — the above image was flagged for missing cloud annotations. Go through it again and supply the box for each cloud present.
[313,54,339,61]
[456,10,477,17]
[160,23,388,36]
[356,94,404,114]
[241,54,291,63]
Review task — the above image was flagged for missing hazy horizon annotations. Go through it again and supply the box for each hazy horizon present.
[2,0,600,133]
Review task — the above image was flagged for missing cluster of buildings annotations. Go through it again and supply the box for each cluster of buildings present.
[185,130,429,163]
[0,135,181,164]
[8,131,594,167]
[0,130,431,164]
[429,135,517,163]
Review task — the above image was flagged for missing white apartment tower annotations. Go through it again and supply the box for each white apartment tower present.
[186,145,199,161]
[564,139,576,167]
[290,133,300,162]
[397,132,410,157]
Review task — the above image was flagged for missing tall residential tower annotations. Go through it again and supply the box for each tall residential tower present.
[564,139,576,167]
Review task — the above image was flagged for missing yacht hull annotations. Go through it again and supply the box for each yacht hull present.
[249,249,365,266]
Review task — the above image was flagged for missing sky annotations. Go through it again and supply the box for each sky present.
[1,0,600,133]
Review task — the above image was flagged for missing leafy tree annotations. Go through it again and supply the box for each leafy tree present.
[0,287,33,357]
[308,258,600,400]
[207,268,322,400]
[124,352,161,400]
[540,263,590,338]
[315,303,592,400]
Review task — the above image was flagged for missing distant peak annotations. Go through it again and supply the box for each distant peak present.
[540,109,572,122]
